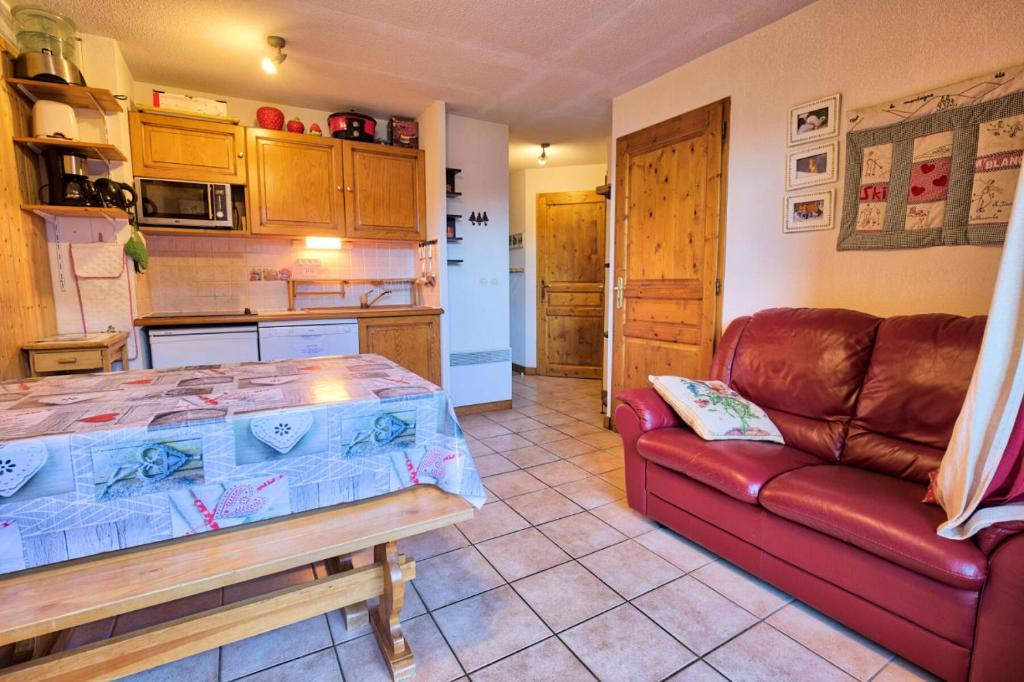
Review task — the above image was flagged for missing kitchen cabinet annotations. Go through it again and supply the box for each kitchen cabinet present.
[129,112,246,183]
[343,141,426,241]
[247,128,345,237]
[358,313,441,385]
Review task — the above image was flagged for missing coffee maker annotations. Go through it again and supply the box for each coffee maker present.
[43,148,100,206]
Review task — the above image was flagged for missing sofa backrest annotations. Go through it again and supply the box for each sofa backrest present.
[843,314,986,483]
[724,308,881,461]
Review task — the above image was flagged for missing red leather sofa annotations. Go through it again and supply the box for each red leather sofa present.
[615,308,1022,682]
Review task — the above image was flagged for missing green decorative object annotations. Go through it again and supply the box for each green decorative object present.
[124,225,148,273]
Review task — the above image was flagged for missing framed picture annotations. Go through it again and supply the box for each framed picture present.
[788,93,840,146]
[508,232,524,249]
[786,141,838,190]
[784,189,834,233]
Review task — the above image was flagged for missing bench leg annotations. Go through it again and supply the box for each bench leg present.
[330,555,369,631]
[370,541,415,681]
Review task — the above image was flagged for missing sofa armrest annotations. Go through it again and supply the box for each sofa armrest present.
[615,388,681,433]
[614,389,681,515]
[969,532,1024,680]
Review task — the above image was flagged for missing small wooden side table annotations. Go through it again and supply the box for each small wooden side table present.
[22,332,129,377]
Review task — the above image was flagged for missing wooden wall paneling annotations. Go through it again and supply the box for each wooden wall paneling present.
[0,55,57,379]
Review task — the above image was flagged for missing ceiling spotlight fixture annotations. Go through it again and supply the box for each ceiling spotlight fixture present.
[261,35,287,75]
[538,142,550,166]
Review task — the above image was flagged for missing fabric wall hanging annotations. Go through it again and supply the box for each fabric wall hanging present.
[837,64,1024,250]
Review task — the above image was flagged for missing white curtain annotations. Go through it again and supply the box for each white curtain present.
[935,169,1024,540]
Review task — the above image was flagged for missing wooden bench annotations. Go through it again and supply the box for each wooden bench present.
[0,486,473,681]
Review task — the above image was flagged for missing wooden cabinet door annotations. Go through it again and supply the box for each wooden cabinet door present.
[129,112,246,183]
[247,129,345,237]
[359,315,441,384]
[342,141,426,241]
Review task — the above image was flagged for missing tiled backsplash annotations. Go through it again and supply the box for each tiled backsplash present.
[145,236,418,313]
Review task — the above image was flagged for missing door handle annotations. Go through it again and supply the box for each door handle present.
[614,276,624,309]
[541,280,548,300]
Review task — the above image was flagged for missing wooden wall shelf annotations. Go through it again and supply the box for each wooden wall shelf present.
[22,204,129,221]
[14,137,128,162]
[4,77,123,114]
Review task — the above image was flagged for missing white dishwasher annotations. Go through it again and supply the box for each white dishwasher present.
[149,325,260,369]
[258,319,359,360]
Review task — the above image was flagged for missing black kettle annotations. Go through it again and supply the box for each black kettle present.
[94,179,137,210]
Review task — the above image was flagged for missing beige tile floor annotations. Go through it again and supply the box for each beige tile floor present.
[121,375,942,682]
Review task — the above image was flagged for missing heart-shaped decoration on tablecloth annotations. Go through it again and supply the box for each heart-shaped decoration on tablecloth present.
[214,483,266,519]
[933,175,949,187]
[79,413,119,424]
[0,441,48,497]
[910,185,926,196]
[920,163,936,174]
[137,444,189,483]
[250,412,314,454]
[373,413,411,445]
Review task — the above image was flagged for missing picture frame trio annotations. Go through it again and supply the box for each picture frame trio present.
[783,93,840,233]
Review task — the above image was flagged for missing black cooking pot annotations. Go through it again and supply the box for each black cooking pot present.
[94,179,137,210]
[328,111,377,142]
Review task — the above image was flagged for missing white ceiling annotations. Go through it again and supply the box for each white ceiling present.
[41,0,813,150]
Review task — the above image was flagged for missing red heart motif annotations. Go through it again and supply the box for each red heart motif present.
[124,379,153,385]
[920,163,936,174]
[215,484,266,519]
[932,175,948,187]
[910,186,926,196]
[79,413,119,423]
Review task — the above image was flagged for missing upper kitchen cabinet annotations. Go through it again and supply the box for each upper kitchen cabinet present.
[342,141,426,241]
[129,112,247,183]
[247,128,345,237]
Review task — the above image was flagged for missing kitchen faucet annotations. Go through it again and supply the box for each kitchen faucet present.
[359,288,392,309]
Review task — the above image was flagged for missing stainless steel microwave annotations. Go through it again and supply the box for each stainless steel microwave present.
[135,177,233,229]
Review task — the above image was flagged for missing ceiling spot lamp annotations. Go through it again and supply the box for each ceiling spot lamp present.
[538,142,550,166]
[261,35,287,75]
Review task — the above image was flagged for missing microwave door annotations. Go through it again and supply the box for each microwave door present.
[137,179,226,227]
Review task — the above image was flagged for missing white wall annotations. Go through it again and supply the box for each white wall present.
[45,34,144,368]
[509,163,608,368]
[612,0,1013,331]
[445,114,511,406]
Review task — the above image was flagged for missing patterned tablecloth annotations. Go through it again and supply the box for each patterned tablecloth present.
[0,355,485,575]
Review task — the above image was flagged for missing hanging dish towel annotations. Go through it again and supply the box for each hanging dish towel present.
[70,241,137,360]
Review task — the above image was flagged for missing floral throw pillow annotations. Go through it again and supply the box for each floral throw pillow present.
[649,375,785,443]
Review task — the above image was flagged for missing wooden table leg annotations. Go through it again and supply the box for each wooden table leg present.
[329,555,369,630]
[370,541,415,681]
[120,343,129,371]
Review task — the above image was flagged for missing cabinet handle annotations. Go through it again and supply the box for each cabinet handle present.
[337,186,342,191]
[237,152,244,158]
[614,276,624,310]
[58,357,78,364]
[345,186,353,192]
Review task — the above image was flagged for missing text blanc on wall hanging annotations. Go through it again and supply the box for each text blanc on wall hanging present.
[836,64,1024,251]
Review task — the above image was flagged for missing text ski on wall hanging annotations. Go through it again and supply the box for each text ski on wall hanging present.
[837,64,1024,250]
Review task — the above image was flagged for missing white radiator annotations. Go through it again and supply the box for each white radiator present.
[449,349,512,408]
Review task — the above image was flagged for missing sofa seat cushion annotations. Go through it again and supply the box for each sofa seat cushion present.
[760,466,987,589]
[636,427,821,504]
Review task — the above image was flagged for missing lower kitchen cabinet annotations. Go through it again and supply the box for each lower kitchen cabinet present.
[358,314,441,385]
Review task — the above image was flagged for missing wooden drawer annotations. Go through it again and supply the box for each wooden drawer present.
[31,349,104,373]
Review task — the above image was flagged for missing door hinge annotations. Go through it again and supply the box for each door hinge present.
[603,331,608,339]
[715,278,721,296]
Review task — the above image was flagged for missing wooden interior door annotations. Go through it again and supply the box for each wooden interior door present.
[342,141,426,241]
[537,191,606,378]
[247,128,345,237]
[611,99,727,405]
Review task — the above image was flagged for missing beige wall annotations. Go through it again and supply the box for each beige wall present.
[612,0,1018,325]
[509,163,607,367]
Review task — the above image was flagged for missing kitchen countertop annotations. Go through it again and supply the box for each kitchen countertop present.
[134,306,444,327]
